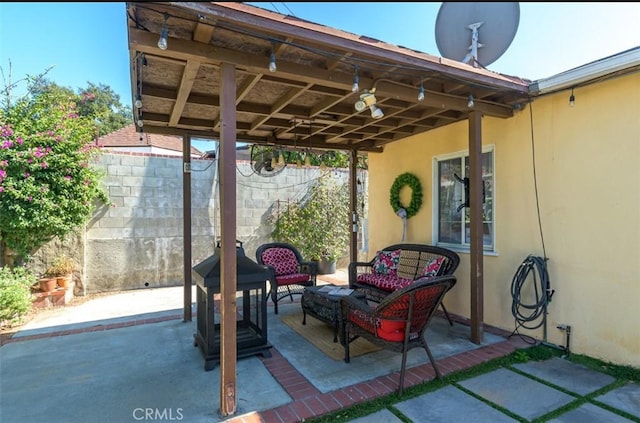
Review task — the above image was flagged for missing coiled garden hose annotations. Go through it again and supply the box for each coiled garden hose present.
[510,255,553,334]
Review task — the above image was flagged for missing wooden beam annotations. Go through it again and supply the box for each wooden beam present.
[218,62,237,417]
[193,21,215,43]
[250,85,310,130]
[169,60,201,126]
[468,110,484,344]
[140,124,383,153]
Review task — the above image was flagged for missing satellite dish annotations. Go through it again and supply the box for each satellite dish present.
[435,2,520,68]
[250,144,286,177]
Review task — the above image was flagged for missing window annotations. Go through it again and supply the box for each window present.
[434,148,494,251]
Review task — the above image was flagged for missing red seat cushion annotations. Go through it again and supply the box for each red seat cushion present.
[348,310,412,342]
[355,273,413,291]
[276,273,310,286]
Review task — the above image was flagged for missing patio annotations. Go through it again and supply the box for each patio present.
[0,272,531,422]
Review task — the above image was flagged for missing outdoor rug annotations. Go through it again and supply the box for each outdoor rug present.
[279,312,381,360]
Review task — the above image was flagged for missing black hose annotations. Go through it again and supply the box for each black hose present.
[510,255,552,340]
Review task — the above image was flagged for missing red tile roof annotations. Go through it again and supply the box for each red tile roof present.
[97,124,202,155]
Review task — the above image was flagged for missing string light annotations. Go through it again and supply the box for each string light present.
[417,78,425,102]
[569,88,575,107]
[467,94,475,108]
[157,14,169,50]
[268,42,277,72]
[352,65,359,93]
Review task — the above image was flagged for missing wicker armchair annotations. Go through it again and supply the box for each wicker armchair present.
[256,242,317,314]
[340,275,457,395]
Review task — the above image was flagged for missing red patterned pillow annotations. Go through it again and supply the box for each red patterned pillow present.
[420,256,445,278]
[262,248,299,276]
[372,249,401,275]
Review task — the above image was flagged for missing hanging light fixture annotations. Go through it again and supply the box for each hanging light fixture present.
[157,14,169,50]
[352,65,359,93]
[268,42,277,72]
[417,78,425,102]
[134,95,143,109]
[467,94,475,109]
[355,88,384,119]
[569,88,575,107]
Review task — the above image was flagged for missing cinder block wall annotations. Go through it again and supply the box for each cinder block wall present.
[84,152,355,293]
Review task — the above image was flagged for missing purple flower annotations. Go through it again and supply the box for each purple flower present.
[0,186,4,192]
[16,137,23,145]
[27,196,33,202]
[0,169,5,178]
[0,160,7,167]
[41,162,48,169]
[24,172,30,178]
[64,175,72,181]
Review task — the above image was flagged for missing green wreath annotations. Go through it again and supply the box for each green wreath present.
[389,172,423,218]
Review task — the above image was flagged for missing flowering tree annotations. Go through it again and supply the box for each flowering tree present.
[0,77,110,266]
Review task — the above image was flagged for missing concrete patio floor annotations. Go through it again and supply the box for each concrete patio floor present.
[2,272,637,422]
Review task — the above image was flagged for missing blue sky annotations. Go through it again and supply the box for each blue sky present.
[1,2,639,149]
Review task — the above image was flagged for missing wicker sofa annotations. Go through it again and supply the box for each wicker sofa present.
[348,243,460,324]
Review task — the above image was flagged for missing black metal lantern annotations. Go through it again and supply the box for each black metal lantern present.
[192,241,272,371]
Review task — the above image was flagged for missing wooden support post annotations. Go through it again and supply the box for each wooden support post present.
[183,135,192,322]
[349,149,359,264]
[468,111,484,344]
[218,62,237,417]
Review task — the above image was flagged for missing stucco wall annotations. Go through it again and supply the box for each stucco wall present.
[85,152,351,292]
[367,72,640,367]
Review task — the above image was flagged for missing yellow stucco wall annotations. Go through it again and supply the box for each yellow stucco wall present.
[367,72,640,367]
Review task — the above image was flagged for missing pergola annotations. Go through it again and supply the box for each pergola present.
[125,2,531,416]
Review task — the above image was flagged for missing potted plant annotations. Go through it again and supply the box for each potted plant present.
[271,176,350,274]
[45,254,75,288]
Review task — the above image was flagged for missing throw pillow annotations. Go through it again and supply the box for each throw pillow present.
[262,248,299,276]
[372,249,401,275]
[420,256,445,278]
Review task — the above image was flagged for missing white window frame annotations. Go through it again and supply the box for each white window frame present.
[432,146,495,253]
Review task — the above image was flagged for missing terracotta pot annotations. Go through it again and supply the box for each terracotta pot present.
[56,274,72,288]
[39,277,57,292]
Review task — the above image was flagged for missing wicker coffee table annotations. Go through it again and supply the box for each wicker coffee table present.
[301,284,366,342]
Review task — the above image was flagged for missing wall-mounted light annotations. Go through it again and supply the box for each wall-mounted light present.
[355,88,384,119]
[268,42,277,72]
[417,78,425,102]
[467,94,475,109]
[569,88,575,107]
[352,65,359,93]
[157,14,169,50]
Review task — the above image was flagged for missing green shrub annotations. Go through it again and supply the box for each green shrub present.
[0,265,35,325]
